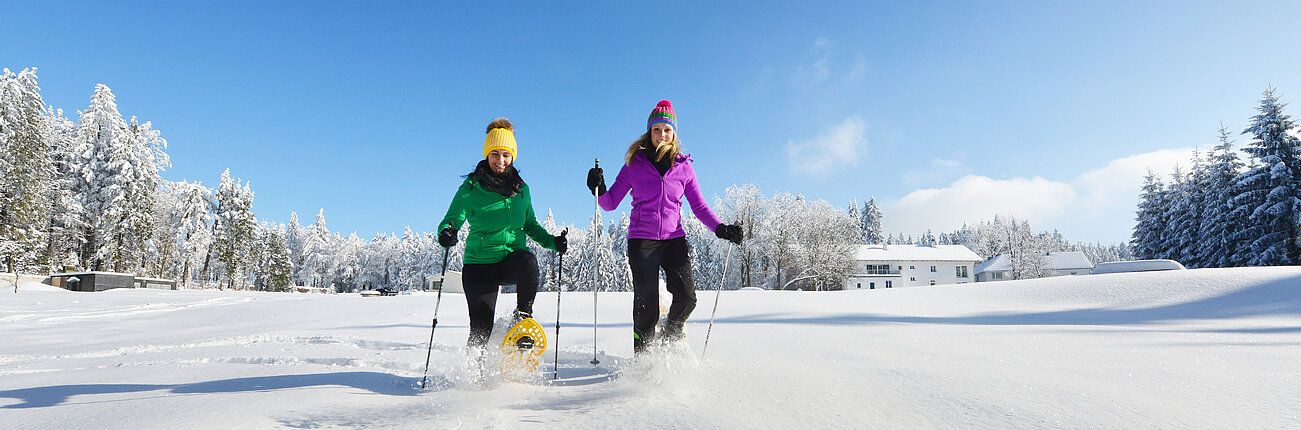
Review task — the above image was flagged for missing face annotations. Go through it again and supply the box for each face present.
[487,149,513,174]
[650,123,675,146]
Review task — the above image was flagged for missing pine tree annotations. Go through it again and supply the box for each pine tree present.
[334,232,363,292]
[44,108,85,271]
[300,208,336,289]
[285,212,307,285]
[846,200,862,244]
[398,227,422,290]
[75,84,154,271]
[259,223,293,291]
[861,198,884,244]
[0,68,53,272]
[168,181,212,287]
[1237,87,1301,265]
[1226,155,1267,267]
[210,170,256,289]
[1131,170,1167,260]
[1198,127,1243,268]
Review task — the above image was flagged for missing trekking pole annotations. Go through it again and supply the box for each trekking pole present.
[419,246,451,389]
[554,229,567,380]
[701,242,736,359]
[590,158,601,366]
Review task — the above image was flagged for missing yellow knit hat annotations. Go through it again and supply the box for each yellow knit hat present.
[483,127,517,160]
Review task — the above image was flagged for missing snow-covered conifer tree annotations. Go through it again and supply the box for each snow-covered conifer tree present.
[1236,87,1301,265]
[398,227,423,290]
[75,84,169,272]
[257,223,293,291]
[861,198,883,244]
[1159,163,1201,266]
[0,68,53,271]
[209,170,256,289]
[333,232,363,292]
[300,209,337,289]
[43,108,85,271]
[167,181,212,287]
[1131,170,1167,260]
[1198,126,1244,267]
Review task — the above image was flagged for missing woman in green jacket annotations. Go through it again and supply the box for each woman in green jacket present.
[437,118,566,349]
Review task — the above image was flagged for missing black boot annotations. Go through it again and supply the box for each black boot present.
[512,309,532,325]
[662,318,686,342]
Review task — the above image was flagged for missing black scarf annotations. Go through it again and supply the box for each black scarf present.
[640,144,674,176]
[467,159,523,197]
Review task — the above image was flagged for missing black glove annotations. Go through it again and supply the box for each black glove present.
[554,230,568,254]
[438,227,458,248]
[715,223,743,245]
[587,167,606,196]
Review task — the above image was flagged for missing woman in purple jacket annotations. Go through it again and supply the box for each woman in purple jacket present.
[587,100,743,354]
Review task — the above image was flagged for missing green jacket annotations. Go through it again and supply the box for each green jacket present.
[438,177,557,265]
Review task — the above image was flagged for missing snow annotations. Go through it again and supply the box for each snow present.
[1092,259,1187,274]
[3,267,1300,428]
[1044,251,1093,270]
[852,244,982,262]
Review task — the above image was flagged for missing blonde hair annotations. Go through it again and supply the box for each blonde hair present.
[624,132,681,166]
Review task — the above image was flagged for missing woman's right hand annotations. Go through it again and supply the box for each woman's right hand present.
[587,167,606,196]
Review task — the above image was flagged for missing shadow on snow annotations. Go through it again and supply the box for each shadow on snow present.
[712,273,1301,330]
[0,371,433,409]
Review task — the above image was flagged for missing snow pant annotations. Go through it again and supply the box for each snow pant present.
[627,237,697,354]
[461,249,539,348]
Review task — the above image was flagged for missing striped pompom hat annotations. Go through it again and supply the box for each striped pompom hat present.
[646,100,677,132]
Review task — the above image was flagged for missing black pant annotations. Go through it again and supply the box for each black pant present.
[628,237,697,353]
[461,249,539,348]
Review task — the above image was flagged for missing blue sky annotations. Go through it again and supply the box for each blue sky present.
[5,1,1300,244]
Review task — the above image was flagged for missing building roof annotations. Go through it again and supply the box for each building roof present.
[1046,252,1093,270]
[974,254,1010,273]
[974,251,1096,275]
[852,244,982,262]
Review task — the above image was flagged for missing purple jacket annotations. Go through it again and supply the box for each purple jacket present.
[599,152,723,240]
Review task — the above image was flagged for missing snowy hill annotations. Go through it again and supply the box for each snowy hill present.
[3,267,1299,429]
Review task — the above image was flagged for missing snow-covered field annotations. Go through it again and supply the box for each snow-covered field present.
[3,267,1299,429]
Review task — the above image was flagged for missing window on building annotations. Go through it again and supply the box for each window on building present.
[930,280,936,285]
[956,266,969,278]
[909,277,915,281]
[885,281,892,288]
[930,265,937,272]
[993,272,1003,280]
[856,283,862,289]
[866,264,892,275]
[870,282,876,289]
[909,265,915,270]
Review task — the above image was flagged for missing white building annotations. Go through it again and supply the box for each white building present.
[974,251,1095,282]
[842,244,982,290]
[1046,252,1094,276]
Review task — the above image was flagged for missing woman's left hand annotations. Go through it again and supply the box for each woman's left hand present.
[554,231,568,254]
[715,223,743,245]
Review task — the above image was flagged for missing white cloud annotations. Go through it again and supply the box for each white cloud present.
[785,116,868,177]
[1070,148,1195,219]
[882,147,1198,243]
[793,38,866,89]
[885,175,1077,234]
